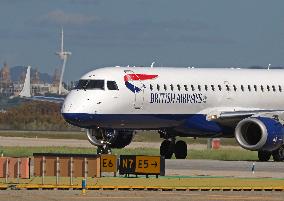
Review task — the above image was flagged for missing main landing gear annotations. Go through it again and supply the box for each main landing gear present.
[160,138,188,159]
[258,145,284,162]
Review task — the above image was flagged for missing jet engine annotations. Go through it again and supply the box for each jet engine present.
[235,117,284,151]
[86,128,134,148]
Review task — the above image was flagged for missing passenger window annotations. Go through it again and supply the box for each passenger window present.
[177,84,181,91]
[233,85,237,91]
[226,85,230,91]
[272,85,276,92]
[241,85,244,92]
[218,85,222,91]
[260,85,264,92]
[184,85,188,91]
[204,85,208,91]
[107,81,119,90]
[191,85,195,91]
[248,85,251,92]
[157,84,160,91]
[150,84,153,91]
[267,85,270,91]
[164,84,167,91]
[211,85,215,91]
[198,85,201,91]
[170,84,174,91]
[254,85,257,92]
[279,85,282,92]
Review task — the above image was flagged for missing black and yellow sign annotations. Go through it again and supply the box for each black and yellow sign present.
[119,155,165,176]
[135,156,160,174]
[119,155,136,175]
[100,154,117,172]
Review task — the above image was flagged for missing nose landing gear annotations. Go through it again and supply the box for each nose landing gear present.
[97,145,112,154]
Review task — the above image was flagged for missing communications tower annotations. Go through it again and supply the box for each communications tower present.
[56,28,71,95]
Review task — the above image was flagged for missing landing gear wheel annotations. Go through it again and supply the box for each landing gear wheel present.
[160,140,174,159]
[272,146,284,162]
[174,140,187,159]
[97,145,112,155]
[258,150,271,161]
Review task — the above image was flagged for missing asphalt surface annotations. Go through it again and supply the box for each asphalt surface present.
[166,159,284,178]
[0,190,283,201]
[1,137,284,200]
[0,136,236,149]
[0,136,283,178]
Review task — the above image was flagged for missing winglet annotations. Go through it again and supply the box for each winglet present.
[19,66,31,98]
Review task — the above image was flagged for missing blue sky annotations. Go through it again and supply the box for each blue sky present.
[1,0,284,80]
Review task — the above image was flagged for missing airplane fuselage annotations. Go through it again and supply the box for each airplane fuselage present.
[62,67,284,137]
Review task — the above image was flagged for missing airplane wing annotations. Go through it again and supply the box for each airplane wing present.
[204,107,284,127]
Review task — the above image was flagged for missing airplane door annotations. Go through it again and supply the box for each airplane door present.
[124,70,145,109]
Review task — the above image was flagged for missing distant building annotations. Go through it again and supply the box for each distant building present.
[0,63,69,97]
[0,109,6,113]
[0,62,11,82]
[0,62,14,97]
[31,68,43,84]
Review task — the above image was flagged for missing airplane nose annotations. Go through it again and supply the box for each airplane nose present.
[61,94,73,114]
[61,90,95,127]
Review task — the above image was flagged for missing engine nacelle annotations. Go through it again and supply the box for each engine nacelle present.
[235,117,284,151]
[86,128,133,148]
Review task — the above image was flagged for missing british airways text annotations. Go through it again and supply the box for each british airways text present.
[150,93,207,104]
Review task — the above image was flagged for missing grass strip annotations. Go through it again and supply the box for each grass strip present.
[0,146,258,160]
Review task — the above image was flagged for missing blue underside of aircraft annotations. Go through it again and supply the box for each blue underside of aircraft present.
[62,113,234,137]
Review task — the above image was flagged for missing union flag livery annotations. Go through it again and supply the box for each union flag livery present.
[124,73,158,93]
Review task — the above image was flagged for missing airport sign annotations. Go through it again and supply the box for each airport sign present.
[119,155,165,176]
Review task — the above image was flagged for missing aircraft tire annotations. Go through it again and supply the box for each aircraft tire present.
[110,132,133,149]
[258,150,271,161]
[160,140,174,159]
[174,140,187,159]
[272,146,284,162]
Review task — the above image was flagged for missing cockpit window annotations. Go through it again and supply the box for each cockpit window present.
[75,79,105,90]
[107,81,119,90]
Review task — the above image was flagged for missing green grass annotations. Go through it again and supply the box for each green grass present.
[0,130,86,140]
[189,149,258,161]
[0,146,258,161]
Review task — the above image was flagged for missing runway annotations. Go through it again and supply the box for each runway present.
[0,136,213,149]
[166,159,284,178]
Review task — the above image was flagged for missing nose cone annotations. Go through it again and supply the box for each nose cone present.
[61,90,92,126]
[61,91,75,114]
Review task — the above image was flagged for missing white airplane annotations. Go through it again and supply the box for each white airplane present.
[21,66,284,161]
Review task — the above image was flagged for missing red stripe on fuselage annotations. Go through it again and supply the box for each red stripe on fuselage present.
[124,74,158,82]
